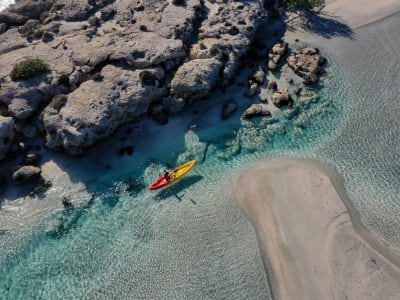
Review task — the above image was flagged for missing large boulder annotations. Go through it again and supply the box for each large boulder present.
[12,165,41,184]
[242,104,271,119]
[268,41,288,70]
[42,65,166,155]
[170,58,223,101]
[271,88,293,108]
[221,100,238,120]
[287,47,327,84]
[0,116,15,160]
[0,0,49,26]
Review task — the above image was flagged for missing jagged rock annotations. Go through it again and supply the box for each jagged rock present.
[287,47,327,84]
[162,97,186,115]
[18,19,40,35]
[244,82,259,97]
[271,88,293,108]
[242,104,271,119]
[190,0,266,85]
[149,102,168,125]
[268,41,288,70]
[0,116,15,160]
[267,79,278,90]
[8,98,34,120]
[221,100,238,120]
[249,66,266,85]
[12,165,41,184]
[171,58,223,100]
[23,153,42,165]
[42,65,166,155]
[0,0,50,26]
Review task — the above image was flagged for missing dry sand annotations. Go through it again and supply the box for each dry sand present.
[324,0,400,28]
[233,159,400,300]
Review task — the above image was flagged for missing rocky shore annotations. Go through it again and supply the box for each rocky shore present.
[0,0,327,195]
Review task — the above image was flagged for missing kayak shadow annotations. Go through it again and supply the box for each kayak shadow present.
[152,175,203,201]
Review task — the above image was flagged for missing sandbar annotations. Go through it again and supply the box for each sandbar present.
[233,159,400,300]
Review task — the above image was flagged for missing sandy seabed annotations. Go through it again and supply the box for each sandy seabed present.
[233,159,400,300]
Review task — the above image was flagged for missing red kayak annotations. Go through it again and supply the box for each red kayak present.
[149,160,197,190]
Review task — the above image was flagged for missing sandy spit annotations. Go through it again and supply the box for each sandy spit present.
[324,0,400,29]
[233,159,400,300]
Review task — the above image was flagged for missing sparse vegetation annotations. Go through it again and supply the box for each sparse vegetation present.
[10,58,49,80]
[58,73,70,87]
[50,94,68,112]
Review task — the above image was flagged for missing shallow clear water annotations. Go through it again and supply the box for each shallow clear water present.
[0,12,399,300]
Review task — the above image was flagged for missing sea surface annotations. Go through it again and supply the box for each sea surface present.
[0,11,400,300]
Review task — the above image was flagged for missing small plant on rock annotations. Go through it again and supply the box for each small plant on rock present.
[10,58,49,80]
[58,73,70,87]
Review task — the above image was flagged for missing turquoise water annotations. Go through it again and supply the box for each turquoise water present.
[1,13,400,299]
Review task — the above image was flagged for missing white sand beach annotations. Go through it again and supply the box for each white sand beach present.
[324,0,400,28]
[233,159,400,300]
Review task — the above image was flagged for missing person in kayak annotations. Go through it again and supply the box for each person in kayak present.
[164,169,176,182]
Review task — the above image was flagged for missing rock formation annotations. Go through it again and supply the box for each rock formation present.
[242,104,271,119]
[287,47,327,84]
[0,0,266,157]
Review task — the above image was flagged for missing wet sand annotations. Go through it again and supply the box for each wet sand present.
[233,159,400,300]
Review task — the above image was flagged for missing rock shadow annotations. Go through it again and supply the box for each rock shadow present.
[301,12,355,39]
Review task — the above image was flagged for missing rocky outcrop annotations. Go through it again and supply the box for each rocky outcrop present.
[0,0,50,26]
[268,41,288,70]
[170,58,223,100]
[12,165,41,183]
[242,104,271,119]
[287,47,327,84]
[271,88,293,108]
[42,65,166,155]
[0,0,267,156]
[0,116,15,160]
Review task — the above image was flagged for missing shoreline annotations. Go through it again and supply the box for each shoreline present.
[232,159,400,300]
[324,0,400,29]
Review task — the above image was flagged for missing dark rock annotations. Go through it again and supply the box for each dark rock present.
[242,104,271,119]
[267,79,277,90]
[221,100,237,120]
[12,165,41,184]
[271,88,293,108]
[172,0,185,5]
[0,0,49,26]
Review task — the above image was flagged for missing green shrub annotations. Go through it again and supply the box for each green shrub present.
[58,73,70,87]
[10,58,49,80]
[50,94,68,111]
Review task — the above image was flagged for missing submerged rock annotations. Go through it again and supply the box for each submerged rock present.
[0,116,15,160]
[271,88,294,108]
[221,100,238,120]
[12,165,41,183]
[242,104,271,119]
[268,41,288,70]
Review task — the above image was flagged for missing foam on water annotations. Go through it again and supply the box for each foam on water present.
[0,12,399,299]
